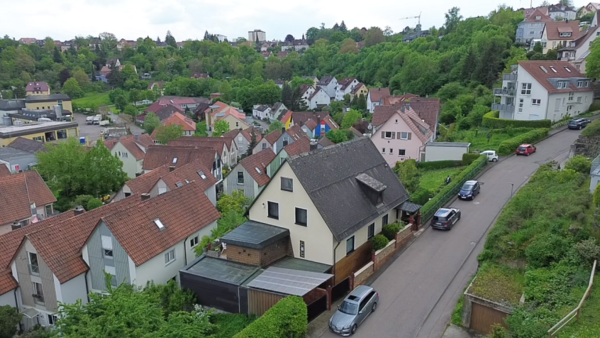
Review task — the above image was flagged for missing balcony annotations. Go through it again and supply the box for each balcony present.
[493,88,516,96]
[29,264,40,276]
[32,294,45,305]
[492,103,515,114]
[503,73,518,81]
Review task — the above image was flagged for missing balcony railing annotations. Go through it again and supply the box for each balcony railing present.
[32,294,45,305]
[492,103,515,114]
[493,88,516,96]
[29,264,40,276]
[503,73,518,81]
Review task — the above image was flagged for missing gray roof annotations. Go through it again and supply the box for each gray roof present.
[426,142,471,148]
[25,94,71,102]
[220,221,289,250]
[7,137,46,153]
[270,256,331,273]
[0,100,26,111]
[0,147,34,161]
[247,267,333,296]
[185,255,260,285]
[399,201,422,213]
[287,137,410,241]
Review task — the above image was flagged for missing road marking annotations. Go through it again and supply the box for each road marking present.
[473,201,480,205]
[470,242,476,246]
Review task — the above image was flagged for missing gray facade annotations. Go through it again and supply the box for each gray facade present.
[87,222,131,291]
[0,147,38,172]
[15,241,58,312]
[516,21,546,44]
[224,166,259,199]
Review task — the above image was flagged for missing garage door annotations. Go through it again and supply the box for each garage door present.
[470,302,509,335]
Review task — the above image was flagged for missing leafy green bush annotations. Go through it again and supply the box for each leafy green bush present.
[382,223,402,240]
[525,233,571,269]
[462,153,480,165]
[483,110,552,129]
[564,155,592,174]
[86,198,103,211]
[574,238,600,265]
[497,128,549,155]
[410,188,434,205]
[211,313,255,338]
[371,234,390,251]
[581,119,600,136]
[234,296,307,338]
[416,160,463,170]
[586,99,600,113]
[394,159,420,194]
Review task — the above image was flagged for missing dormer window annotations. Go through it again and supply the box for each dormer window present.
[577,80,589,88]
[536,15,541,20]
[559,32,572,37]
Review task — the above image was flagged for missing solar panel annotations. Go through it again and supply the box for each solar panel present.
[247,267,332,296]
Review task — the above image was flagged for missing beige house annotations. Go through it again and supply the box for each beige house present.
[220,114,250,131]
[25,82,50,96]
[248,138,410,285]
[103,134,154,178]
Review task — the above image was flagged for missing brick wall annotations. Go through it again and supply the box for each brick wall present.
[354,261,374,287]
[396,226,413,249]
[227,245,261,265]
[374,239,396,269]
[259,237,290,267]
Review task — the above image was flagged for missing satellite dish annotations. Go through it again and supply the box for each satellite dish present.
[367,123,373,130]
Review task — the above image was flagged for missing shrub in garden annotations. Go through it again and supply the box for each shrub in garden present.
[462,153,480,165]
[234,296,307,338]
[382,223,402,240]
[564,155,592,174]
[575,238,600,265]
[581,119,600,136]
[410,188,434,205]
[371,234,390,251]
[525,233,570,269]
[497,128,549,155]
[416,160,463,170]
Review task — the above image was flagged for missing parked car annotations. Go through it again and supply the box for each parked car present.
[431,207,461,230]
[568,118,592,130]
[458,180,481,200]
[86,116,94,125]
[481,150,499,162]
[515,144,536,156]
[329,285,379,336]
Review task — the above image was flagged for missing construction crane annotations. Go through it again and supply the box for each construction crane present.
[399,12,422,26]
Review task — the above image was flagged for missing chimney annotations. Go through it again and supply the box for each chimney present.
[281,127,286,133]
[169,166,176,172]
[135,134,139,141]
[74,206,85,215]
[310,141,318,151]
[400,106,405,113]
[141,193,151,201]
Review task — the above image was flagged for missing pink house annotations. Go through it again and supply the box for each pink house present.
[370,104,434,166]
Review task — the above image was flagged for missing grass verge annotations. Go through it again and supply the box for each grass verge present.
[73,92,111,108]
[419,167,464,193]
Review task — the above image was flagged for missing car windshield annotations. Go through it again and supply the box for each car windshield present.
[518,147,527,151]
[433,216,447,223]
[339,301,359,315]
[461,183,474,191]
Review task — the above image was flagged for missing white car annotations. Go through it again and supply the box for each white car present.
[481,150,499,162]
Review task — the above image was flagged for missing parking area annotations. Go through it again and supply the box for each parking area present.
[74,113,143,144]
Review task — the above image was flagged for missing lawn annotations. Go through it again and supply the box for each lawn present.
[469,263,524,307]
[419,167,464,193]
[558,285,600,337]
[73,92,111,108]
[211,313,255,338]
[448,128,533,152]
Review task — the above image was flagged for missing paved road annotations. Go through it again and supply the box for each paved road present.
[319,128,581,338]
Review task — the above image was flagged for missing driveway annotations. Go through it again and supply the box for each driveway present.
[74,113,144,144]
[317,128,582,338]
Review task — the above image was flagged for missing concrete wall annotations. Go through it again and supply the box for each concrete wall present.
[59,273,87,305]
[0,291,17,307]
[15,239,57,312]
[425,145,469,162]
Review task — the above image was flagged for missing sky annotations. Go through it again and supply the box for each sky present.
[0,0,587,42]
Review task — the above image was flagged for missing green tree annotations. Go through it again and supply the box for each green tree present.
[217,190,250,214]
[281,83,294,108]
[62,78,84,99]
[194,122,208,137]
[394,159,420,193]
[341,109,362,129]
[564,155,592,174]
[0,305,21,338]
[123,105,138,117]
[143,112,161,134]
[268,120,285,133]
[325,129,349,143]
[72,69,91,89]
[53,46,63,63]
[83,142,129,197]
[444,7,463,33]
[128,88,142,103]
[86,198,103,210]
[212,120,230,137]
[365,27,385,47]
[155,124,183,144]
[246,129,258,157]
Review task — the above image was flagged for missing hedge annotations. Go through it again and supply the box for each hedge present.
[371,234,390,251]
[580,119,600,137]
[462,153,481,166]
[416,160,463,171]
[233,296,307,338]
[421,155,488,221]
[382,223,402,240]
[482,111,552,129]
[497,128,549,156]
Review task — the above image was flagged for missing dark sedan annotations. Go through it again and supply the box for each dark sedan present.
[568,118,591,130]
[458,180,481,200]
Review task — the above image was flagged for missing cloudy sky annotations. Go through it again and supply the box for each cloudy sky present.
[1,0,586,42]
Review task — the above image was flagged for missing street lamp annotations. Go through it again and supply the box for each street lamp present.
[510,183,514,198]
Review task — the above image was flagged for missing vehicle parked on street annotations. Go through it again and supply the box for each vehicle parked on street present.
[458,180,480,200]
[481,150,499,162]
[431,207,461,230]
[568,118,591,130]
[329,285,379,336]
[515,144,536,156]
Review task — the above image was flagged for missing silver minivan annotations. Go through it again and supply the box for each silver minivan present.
[329,285,379,336]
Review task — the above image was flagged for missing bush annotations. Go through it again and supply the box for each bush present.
[581,119,600,136]
[233,296,307,338]
[410,188,434,205]
[574,238,600,265]
[587,99,600,113]
[525,233,570,269]
[483,110,552,129]
[462,153,480,165]
[86,198,103,210]
[497,128,549,155]
[564,155,592,174]
[382,223,402,240]
[371,234,390,251]
[416,160,463,170]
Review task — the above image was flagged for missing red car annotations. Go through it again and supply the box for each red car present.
[516,144,536,156]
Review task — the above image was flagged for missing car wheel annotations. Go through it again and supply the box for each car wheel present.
[579,125,583,130]
[351,324,358,335]
[372,302,377,312]
[492,158,498,162]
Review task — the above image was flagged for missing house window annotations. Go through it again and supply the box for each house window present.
[281,177,293,191]
[190,236,199,247]
[32,282,44,304]
[382,214,389,227]
[384,131,393,139]
[124,192,132,197]
[346,236,355,255]
[236,122,239,127]
[101,235,113,259]
[577,96,583,103]
[295,208,308,226]
[164,249,176,265]
[267,201,279,219]
[555,98,561,112]
[28,252,39,275]
[237,171,244,184]
[300,240,305,258]
[577,80,587,88]
[519,99,524,112]
[532,99,541,105]
[389,148,393,154]
[262,143,267,149]
[48,314,58,325]
[400,132,409,140]
[283,137,289,146]
[381,148,386,153]
[521,83,532,94]
[399,149,406,156]
[368,223,375,239]
[105,266,117,286]
[395,119,398,124]
[569,92,574,101]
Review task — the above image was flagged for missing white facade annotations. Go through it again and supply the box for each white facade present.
[0,290,17,307]
[252,105,271,120]
[300,86,316,107]
[335,79,359,101]
[248,30,266,42]
[424,143,470,162]
[308,88,331,109]
[110,141,144,178]
[317,78,338,99]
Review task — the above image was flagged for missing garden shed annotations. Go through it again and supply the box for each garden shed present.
[425,142,471,162]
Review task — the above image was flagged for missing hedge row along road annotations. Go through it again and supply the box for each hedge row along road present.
[318,128,584,338]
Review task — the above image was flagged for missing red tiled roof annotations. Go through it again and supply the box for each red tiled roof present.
[373,105,433,144]
[168,136,235,154]
[338,77,357,90]
[240,149,277,187]
[369,88,391,104]
[351,83,366,95]
[101,183,220,266]
[125,165,170,194]
[304,119,318,131]
[518,60,591,93]
[159,158,217,192]
[161,112,196,131]
[349,127,363,137]
[277,51,290,58]
[0,171,56,226]
[142,145,217,171]
[241,127,263,143]
[26,82,49,92]
[318,136,335,147]
[0,165,10,177]
[145,101,164,113]
[104,134,154,161]
[286,124,308,141]
[524,8,553,22]
[283,137,311,157]
[279,110,293,124]
[265,130,282,145]
[545,21,581,40]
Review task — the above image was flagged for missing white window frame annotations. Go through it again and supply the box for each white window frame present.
[400,132,409,140]
[532,99,541,106]
[164,249,176,265]
[521,83,532,95]
[190,236,199,247]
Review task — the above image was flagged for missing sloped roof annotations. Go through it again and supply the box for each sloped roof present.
[240,149,277,187]
[338,77,357,90]
[318,136,335,147]
[142,145,217,171]
[286,138,409,241]
[285,124,308,142]
[104,134,154,161]
[317,76,336,86]
[0,171,56,226]
[372,105,434,143]
[159,158,217,192]
[161,112,196,131]
[264,130,282,145]
[8,137,46,153]
[26,82,49,92]
[308,87,325,101]
[241,127,263,143]
[351,83,367,95]
[368,88,391,103]
[278,110,293,124]
[524,9,553,22]
[283,137,311,157]
[304,119,318,131]
[519,60,591,93]
[168,136,235,154]
[0,165,9,177]
[381,95,440,131]
[101,183,220,266]
[545,21,581,40]
[124,165,170,195]
[349,127,363,137]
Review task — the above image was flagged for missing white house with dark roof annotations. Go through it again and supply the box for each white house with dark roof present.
[317,76,338,99]
[224,148,276,199]
[307,87,331,110]
[335,77,359,101]
[299,85,315,107]
[559,20,600,73]
[252,105,271,120]
[367,88,391,113]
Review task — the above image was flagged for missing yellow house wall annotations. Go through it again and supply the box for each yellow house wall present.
[0,127,79,147]
[221,115,250,131]
[26,89,50,96]
[26,101,73,112]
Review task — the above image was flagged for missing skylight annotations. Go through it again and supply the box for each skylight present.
[153,218,165,230]
[185,179,190,184]
[255,167,262,174]
[172,157,178,164]
[176,182,183,187]
[197,170,207,180]
[540,66,548,73]
[549,66,557,73]
[564,66,571,72]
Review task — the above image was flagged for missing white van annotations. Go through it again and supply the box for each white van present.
[86,116,94,124]
[481,150,499,162]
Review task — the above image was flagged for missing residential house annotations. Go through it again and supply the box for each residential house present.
[291,111,339,138]
[102,134,154,178]
[253,130,282,154]
[154,96,210,112]
[299,85,316,107]
[168,136,239,167]
[559,25,600,73]
[516,9,553,44]
[307,87,331,110]
[279,110,294,130]
[303,76,319,86]
[266,137,313,176]
[223,127,263,156]
[24,94,73,114]
[548,3,577,20]
[247,138,410,287]
[274,79,285,88]
[136,104,183,125]
[151,112,196,140]
[106,58,121,68]
[204,102,249,131]
[25,82,50,96]
[493,61,594,121]
[19,38,38,45]
[277,51,290,58]
[371,104,435,166]
[264,125,309,155]
[335,77,359,101]
[317,76,338,99]
[583,2,600,15]
[191,72,210,79]
[0,137,46,171]
[402,30,431,43]
[281,39,309,52]
[261,51,272,58]
[524,6,549,17]
[248,30,266,42]
[300,119,318,138]
[253,105,272,120]
[383,95,441,137]
[350,83,368,100]
[148,81,165,95]
[224,149,276,199]
[142,145,222,181]
[270,102,289,123]
[0,171,56,235]
[540,20,581,53]
[0,163,9,177]
[367,88,391,113]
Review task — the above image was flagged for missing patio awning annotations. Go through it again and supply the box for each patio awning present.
[398,201,422,213]
[247,267,333,296]
[21,307,39,319]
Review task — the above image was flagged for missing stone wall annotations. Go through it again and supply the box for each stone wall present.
[353,262,374,287]
[573,135,600,158]
[374,239,397,269]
